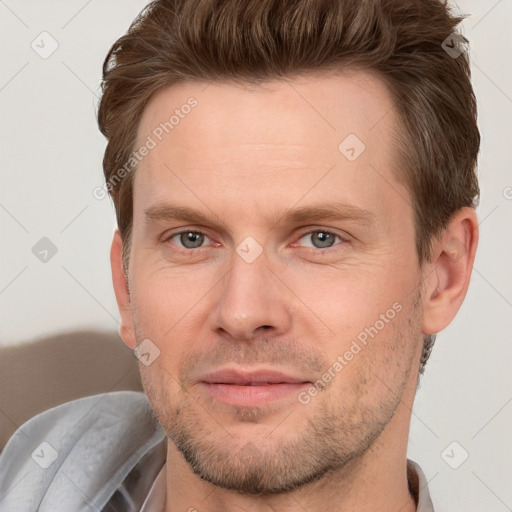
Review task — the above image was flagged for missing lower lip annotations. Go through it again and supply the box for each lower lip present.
[201,382,309,407]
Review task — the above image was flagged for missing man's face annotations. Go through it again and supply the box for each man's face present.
[124,71,425,494]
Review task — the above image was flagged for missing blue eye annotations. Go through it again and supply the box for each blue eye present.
[165,229,343,252]
[298,230,341,249]
[170,231,209,249]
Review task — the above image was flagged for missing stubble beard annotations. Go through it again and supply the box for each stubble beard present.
[138,292,421,496]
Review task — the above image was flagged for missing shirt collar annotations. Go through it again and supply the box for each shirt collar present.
[140,461,167,512]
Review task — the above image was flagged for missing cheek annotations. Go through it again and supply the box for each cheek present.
[129,267,217,394]
[283,258,421,395]
[139,361,180,428]
[322,299,421,415]
[283,258,416,338]
[131,265,211,335]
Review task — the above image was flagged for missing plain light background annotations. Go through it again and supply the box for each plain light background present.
[0,1,511,510]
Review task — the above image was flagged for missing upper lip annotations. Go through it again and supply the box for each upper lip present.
[199,368,310,385]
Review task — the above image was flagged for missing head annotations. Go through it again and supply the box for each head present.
[100,0,479,496]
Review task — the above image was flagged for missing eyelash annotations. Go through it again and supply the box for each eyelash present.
[163,228,346,252]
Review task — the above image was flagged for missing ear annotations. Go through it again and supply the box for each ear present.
[111,229,137,349]
[422,207,479,335]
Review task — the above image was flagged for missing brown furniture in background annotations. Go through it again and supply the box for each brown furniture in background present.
[0,330,143,452]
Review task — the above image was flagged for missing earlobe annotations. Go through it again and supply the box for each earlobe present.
[110,229,137,349]
[422,208,479,335]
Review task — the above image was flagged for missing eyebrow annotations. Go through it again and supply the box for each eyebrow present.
[143,201,376,228]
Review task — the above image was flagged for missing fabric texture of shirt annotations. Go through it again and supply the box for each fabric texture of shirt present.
[0,391,435,511]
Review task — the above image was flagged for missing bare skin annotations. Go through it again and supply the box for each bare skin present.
[111,71,478,511]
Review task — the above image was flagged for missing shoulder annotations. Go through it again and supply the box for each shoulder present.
[0,391,166,512]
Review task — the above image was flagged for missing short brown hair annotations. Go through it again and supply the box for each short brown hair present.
[97,0,480,372]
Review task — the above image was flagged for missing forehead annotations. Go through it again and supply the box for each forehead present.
[136,69,398,153]
[132,70,407,223]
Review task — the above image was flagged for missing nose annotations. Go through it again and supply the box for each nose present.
[210,251,292,342]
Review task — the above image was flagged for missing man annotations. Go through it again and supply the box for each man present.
[0,0,479,510]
